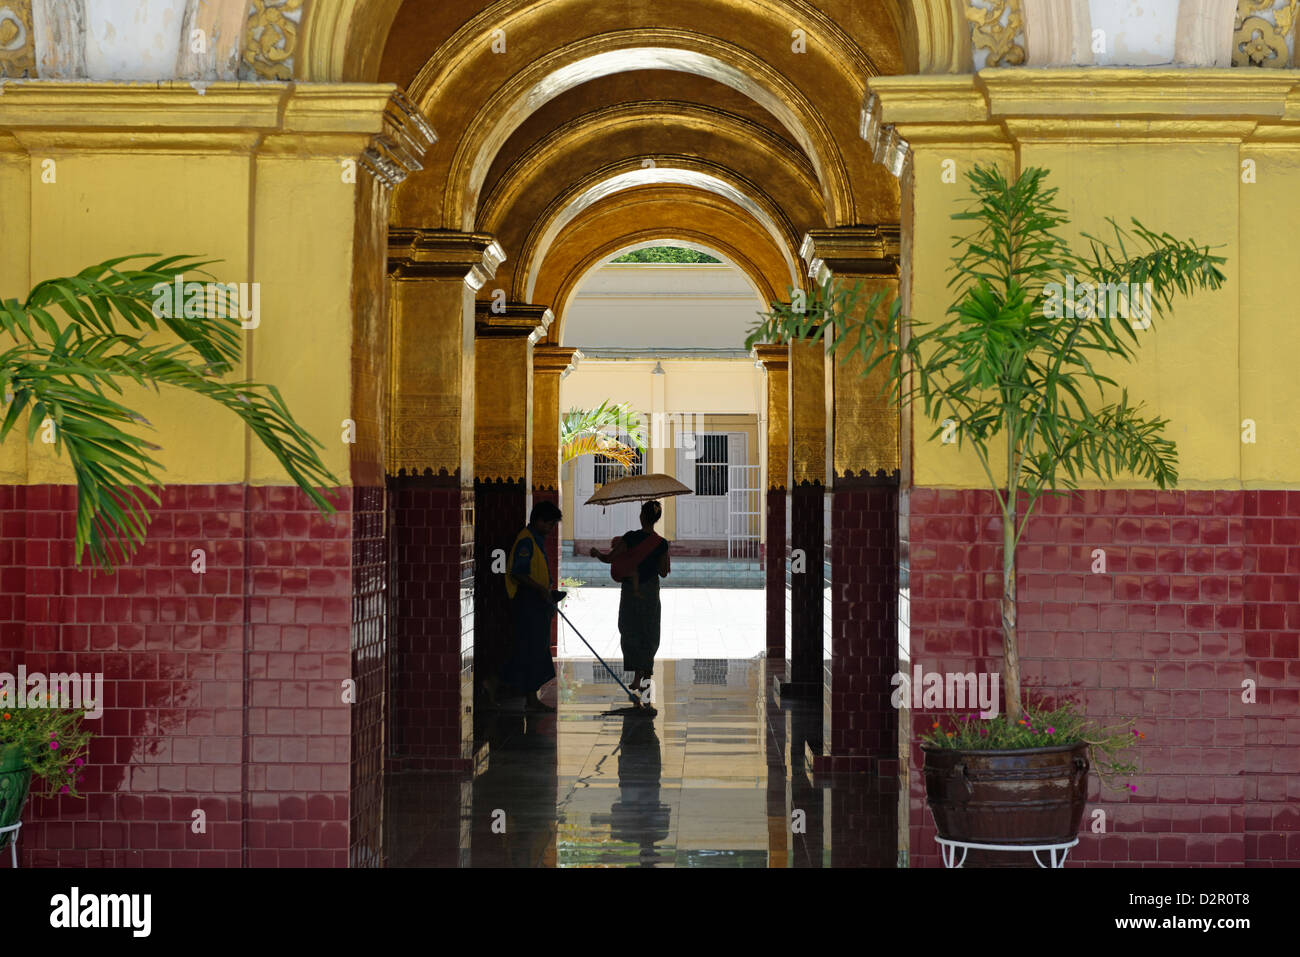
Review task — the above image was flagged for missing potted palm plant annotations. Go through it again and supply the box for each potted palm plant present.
[746,164,1226,850]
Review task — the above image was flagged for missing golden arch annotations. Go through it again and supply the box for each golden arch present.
[515,165,803,304]
[529,188,794,340]
[299,0,971,82]
[555,238,774,348]
[476,101,822,236]
[422,32,855,232]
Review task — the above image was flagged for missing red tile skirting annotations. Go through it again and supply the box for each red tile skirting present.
[6,483,355,868]
[905,487,1296,867]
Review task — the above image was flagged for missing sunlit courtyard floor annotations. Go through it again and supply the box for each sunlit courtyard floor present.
[555,587,766,660]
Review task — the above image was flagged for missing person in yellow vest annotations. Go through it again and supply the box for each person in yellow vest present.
[497,501,564,711]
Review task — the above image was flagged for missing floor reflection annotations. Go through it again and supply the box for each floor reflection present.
[385,659,896,867]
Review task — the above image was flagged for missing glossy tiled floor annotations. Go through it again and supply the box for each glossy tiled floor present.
[555,589,767,660]
[384,659,897,867]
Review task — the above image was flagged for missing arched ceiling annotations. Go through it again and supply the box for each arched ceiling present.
[304,0,919,343]
[530,185,794,341]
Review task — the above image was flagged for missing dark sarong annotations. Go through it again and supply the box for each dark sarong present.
[501,593,556,694]
[618,573,661,674]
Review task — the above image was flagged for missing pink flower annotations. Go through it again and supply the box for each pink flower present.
[1047,726,1055,734]
[50,741,59,750]
[74,758,84,767]
[60,785,69,794]
[1129,784,1137,793]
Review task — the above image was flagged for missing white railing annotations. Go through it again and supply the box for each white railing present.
[727,464,761,560]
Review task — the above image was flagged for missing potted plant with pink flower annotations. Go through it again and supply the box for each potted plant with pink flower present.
[0,700,94,859]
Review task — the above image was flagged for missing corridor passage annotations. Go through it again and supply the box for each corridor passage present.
[385,660,897,867]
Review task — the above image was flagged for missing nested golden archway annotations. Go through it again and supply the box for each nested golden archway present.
[300,0,969,83]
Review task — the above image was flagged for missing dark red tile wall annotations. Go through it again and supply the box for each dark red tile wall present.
[821,483,898,774]
[766,490,786,662]
[349,485,386,868]
[906,487,1299,867]
[474,480,527,699]
[387,478,474,772]
[789,484,824,691]
[534,489,560,655]
[7,483,353,867]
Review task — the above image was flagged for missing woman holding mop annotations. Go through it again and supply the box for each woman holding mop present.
[590,500,671,712]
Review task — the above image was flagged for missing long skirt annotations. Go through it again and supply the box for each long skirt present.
[618,575,661,675]
[501,594,556,694]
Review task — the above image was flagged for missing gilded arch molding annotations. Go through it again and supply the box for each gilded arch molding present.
[302,0,944,81]
[517,164,801,303]
[528,188,794,341]
[418,30,855,232]
[477,100,822,235]
[545,230,780,348]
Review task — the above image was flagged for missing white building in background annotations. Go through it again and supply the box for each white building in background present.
[559,259,770,557]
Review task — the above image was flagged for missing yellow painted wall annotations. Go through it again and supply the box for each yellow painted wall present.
[1238,143,1300,488]
[0,85,391,490]
[19,148,252,486]
[906,144,1012,489]
[887,73,1299,492]
[249,152,358,487]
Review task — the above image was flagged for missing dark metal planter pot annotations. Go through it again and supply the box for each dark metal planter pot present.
[921,742,1090,845]
[0,743,32,849]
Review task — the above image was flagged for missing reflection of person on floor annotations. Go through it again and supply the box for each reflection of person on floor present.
[610,712,670,865]
[499,501,562,712]
[589,500,670,710]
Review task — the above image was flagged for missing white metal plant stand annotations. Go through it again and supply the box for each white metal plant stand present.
[936,836,1077,869]
[1,822,20,867]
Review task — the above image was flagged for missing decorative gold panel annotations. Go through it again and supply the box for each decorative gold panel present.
[0,1,35,78]
[788,339,826,487]
[753,344,789,490]
[531,345,579,491]
[475,306,551,483]
[802,227,902,480]
[388,229,504,478]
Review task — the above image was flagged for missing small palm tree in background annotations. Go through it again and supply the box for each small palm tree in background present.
[560,399,645,470]
[747,165,1226,723]
[1,254,337,571]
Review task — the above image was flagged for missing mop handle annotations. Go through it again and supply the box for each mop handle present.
[552,600,637,700]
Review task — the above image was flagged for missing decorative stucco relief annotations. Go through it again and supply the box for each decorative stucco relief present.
[0,0,35,77]
[966,0,1027,68]
[240,0,301,80]
[1234,0,1297,66]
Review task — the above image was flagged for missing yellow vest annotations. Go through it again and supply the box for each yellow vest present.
[503,527,550,599]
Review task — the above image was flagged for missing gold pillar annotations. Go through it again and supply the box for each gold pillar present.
[752,344,789,492]
[788,338,826,488]
[474,304,553,484]
[802,226,902,481]
[388,229,505,479]
[531,346,581,495]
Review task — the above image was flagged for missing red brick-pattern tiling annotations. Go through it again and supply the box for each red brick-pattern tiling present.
[822,485,899,773]
[475,481,527,689]
[10,483,352,867]
[349,486,386,868]
[789,485,824,690]
[244,485,352,868]
[766,490,786,662]
[387,480,475,772]
[534,489,561,655]
[906,488,1299,868]
[1242,491,1300,866]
